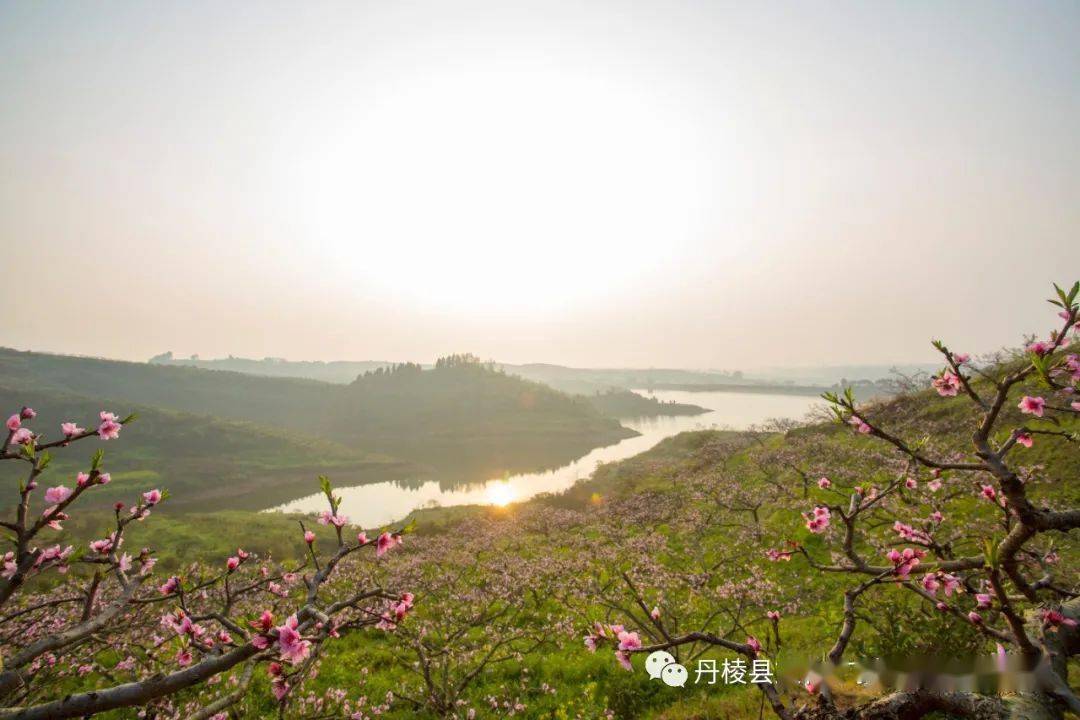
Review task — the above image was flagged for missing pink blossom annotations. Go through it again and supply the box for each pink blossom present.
[317,510,348,528]
[1018,396,1045,417]
[614,650,633,671]
[268,677,287,699]
[975,593,992,609]
[276,615,311,664]
[936,602,949,612]
[953,353,970,364]
[804,506,831,534]
[921,573,940,596]
[97,473,111,485]
[650,606,661,621]
[1072,401,1080,411]
[980,485,997,502]
[968,611,983,625]
[886,547,925,578]
[848,416,871,433]
[1015,432,1033,448]
[97,412,122,440]
[817,477,831,489]
[142,489,162,505]
[41,507,68,530]
[1027,340,1051,356]
[1041,610,1078,631]
[765,548,793,562]
[616,630,641,651]
[226,556,240,572]
[930,511,944,524]
[118,553,132,573]
[357,531,368,545]
[176,649,193,666]
[36,544,72,572]
[159,576,180,595]
[767,610,781,621]
[928,479,942,492]
[376,531,402,557]
[583,636,597,652]
[76,472,91,487]
[904,477,917,490]
[44,486,73,504]
[940,574,961,597]
[89,537,116,555]
[392,592,415,621]
[893,521,930,544]
[746,636,762,653]
[252,610,274,632]
[271,680,290,701]
[5,414,20,431]
[932,371,961,397]
[61,422,84,438]
[11,428,33,445]
[303,530,316,545]
[375,611,397,631]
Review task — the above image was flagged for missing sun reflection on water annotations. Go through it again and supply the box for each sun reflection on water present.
[486,481,516,507]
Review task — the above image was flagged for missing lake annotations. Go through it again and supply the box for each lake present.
[270,389,822,527]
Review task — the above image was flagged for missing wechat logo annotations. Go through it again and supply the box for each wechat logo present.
[645,650,688,687]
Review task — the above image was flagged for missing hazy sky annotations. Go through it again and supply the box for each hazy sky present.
[1,1,1078,369]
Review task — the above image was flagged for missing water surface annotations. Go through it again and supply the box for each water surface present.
[271,390,821,527]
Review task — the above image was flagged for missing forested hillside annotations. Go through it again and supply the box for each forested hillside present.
[0,348,634,474]
[0,385,410,512]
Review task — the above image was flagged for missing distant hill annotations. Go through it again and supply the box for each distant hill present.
[746,363,940,386]
[331,355,636,471]
[147,352,922,397]
[150,351,393,384]
[496,363,747,395]
[584,389,708,417]
[148,352,749,395]
[0,348,634,479]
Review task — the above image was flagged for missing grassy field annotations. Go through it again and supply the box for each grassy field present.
[10,358,1078,719]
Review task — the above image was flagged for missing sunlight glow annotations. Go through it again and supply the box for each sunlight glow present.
[288,65,708,315]
[485,481,516,507]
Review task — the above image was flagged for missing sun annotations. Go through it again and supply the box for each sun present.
[288,65,701,316]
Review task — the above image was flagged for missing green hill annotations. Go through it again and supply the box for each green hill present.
[0,385,412,513]
[0,348,634,478]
